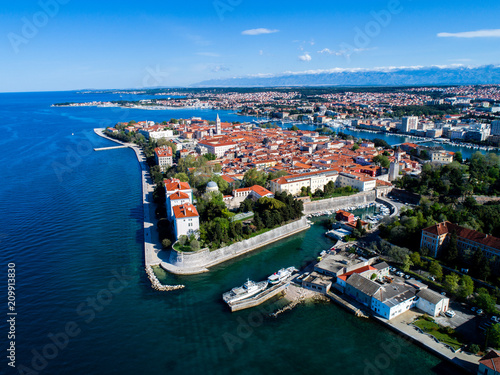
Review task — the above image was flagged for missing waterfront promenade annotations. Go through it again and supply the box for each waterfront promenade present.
[377,310,479,374]
[93,129,164,267]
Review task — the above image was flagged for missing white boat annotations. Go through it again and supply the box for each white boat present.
[222,279,268,304]
[267,267,297,285]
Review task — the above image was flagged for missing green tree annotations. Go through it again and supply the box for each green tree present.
[444,273,460,295]
[372,154,390,168]
[351,144,360,151]
[429,261,443,280]
[291,125,299,131]
[243,168,268,187]
[173,172,189,182]
[489,324,500,349]
[402,254,413,272]
[475,288,497,314]
[204,153,217,161]
[190,239,200,251]
[443,231,458,264]
[410,252,422,268]
[455,151,463,164]
[178,235,188,246]
[457,275,474,299]
[161,239,172,248]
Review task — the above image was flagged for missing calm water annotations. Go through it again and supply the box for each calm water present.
[0,91,459,375]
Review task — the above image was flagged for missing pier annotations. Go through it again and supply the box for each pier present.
[228,281,290,312]
[94,145,129,151]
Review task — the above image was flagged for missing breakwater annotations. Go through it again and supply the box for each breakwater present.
[145,266,185,291]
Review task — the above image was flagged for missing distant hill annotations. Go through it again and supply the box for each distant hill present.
[194,65,500,87]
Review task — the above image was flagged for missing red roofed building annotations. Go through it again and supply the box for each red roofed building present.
[421,221,500,260]
[166,191,192,220]
[198,139,238,158]
[479,350,500,375]
[173,203,199,240]
[336,210,355,223]
[154,146,173,171]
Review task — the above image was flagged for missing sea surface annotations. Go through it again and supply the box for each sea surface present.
[0,91,466,375]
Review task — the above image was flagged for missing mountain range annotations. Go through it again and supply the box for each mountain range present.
[194,65,500,87]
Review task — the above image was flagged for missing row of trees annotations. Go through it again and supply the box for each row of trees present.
[300,181,358,200]
[198,191,303,250]
[396,152,500,198]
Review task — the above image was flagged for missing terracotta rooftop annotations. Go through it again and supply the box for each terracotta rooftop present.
[422,221,500,249]
[173,203,199,219]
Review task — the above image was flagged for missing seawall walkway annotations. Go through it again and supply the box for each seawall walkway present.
[93,129,184,291]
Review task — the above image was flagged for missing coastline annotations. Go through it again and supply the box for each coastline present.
[93,128,184,291]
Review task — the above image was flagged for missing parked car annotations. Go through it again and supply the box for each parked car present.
[428,276,436,281]
[471,307,476,312]
[477,309,484,315]
[404,274,411,279]
[491,316,498,323]
[445,310,456,318]
[441,292,446,296]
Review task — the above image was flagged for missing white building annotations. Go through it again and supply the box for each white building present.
[400,116,419,133]
[415,289,449,317]
[336,172,377,192]
[166,191,192,220]
[198,140,238,158]
[173,203,199,240]
[154,146,173,171]
[139,128,174,140]
[269,169,339,196]
[430,151,454,164]
[371,284,417,320]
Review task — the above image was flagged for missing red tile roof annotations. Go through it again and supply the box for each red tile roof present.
[338,265,377,281]
[480,350,500,372]
[164,178,191,192]
[173,203,199,219]
[423,221,500,249]
[169,191,190,200]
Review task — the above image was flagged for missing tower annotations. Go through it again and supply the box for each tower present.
[216,114,221,135]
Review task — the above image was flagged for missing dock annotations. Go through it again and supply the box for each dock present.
[228,281,290,312]
[94,145,129,151]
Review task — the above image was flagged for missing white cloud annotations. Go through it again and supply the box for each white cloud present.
[438,29,500,38]
[259,50,264,56]
[298,53,312,62]
[197,52,220,57]
[318,47,375,57]
[211,65,230,72]
[241,28,279,36]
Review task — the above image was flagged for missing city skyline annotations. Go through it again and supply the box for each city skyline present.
[2,0,500,92]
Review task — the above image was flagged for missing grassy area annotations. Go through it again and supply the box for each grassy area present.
[413,316,464,350]
[172,243,193,252]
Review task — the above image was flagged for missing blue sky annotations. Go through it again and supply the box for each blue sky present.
[1,0,500,92]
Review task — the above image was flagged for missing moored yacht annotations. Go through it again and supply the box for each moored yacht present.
[222,279,268,304]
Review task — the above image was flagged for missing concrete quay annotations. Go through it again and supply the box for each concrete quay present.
[375,311,478,374]
[228,281,290,312]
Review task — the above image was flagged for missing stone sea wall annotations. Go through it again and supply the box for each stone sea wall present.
[303,191,377,214]
[168,217,310,270]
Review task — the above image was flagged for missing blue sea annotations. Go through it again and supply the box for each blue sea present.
[0,91,462,375]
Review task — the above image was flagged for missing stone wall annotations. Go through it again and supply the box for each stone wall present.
[303,191,377,214]
[168,217,310,270]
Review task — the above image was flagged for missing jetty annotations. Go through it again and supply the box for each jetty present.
[94,145,128,151]
[227,281,290,312]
